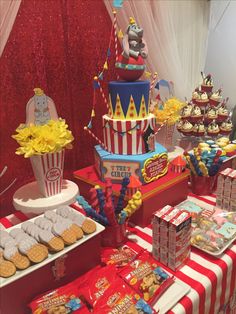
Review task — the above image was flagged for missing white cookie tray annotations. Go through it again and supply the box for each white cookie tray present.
[191,237,236,256]
[0,208,105,288]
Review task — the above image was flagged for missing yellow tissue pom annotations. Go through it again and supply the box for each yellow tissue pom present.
[153,97,185,125]
[12,118,74,158]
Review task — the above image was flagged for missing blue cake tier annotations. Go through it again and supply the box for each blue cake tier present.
[108,80,150,120]
[94,143,168,184]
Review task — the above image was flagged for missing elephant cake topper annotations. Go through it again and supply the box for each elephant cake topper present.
[122,17,148,60]
[83,10,159,148]
[26,88,58,125]
[115,17,149,81]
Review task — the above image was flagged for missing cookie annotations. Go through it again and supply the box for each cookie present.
[4,246,30,270]
[0,230,9,239]
[0,259,16,278]
[23,222,64,253]
[9,228,25,238]
[0,235,17,249]
[35,218,53,231]
[19,238,48,264]
[72,214,96,234]
[56,206,71,218]
[69,224,84,240]
[44,211,62,223]
[52,223,77,245]
[62,218,84,240]
[56,209,85,239]
[39,229,64,252]
[23,224,42,242]
[47,212,84,241]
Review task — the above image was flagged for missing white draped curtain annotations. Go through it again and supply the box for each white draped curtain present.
[205,0,236,109]
[104,0,210,100]
[0,0,21,57]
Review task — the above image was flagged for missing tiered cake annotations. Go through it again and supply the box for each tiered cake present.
[94,18,168,184]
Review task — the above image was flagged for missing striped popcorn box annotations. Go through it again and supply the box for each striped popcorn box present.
[30,150,65,197]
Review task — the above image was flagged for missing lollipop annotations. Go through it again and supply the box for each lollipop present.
[184,152,197,175]
[115,177,130,214]
[118,191,142,224]
[76,196,108,226]
[95,185,106,216]
[89,187,99,211]
[104,200,117,226]
[198,161,208,177]
[189,153,202,176]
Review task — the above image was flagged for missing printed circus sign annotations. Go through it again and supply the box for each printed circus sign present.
[142,153,168,183]
[46,167,62,182]
[103,161,140,181]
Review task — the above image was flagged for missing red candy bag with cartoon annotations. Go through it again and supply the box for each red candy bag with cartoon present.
[118,250,174,304]
[29,281,90,314]
[94,277,156,314]
[73,264,118,308]
[101,245,141,268]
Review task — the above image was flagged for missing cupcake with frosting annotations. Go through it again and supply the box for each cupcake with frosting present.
[193,121,206,137]
[209,88,222,106]
[192,90,209,107]
[181,120,193,136]
[180,102,193,120]
[190,105,203,122]
[217,99,229,122]
[201,72,213,93]
[177,119,184,133]
[220,119,233,135]
[192,89,201,102]
[207,120,220,137]
[205,106,218,124]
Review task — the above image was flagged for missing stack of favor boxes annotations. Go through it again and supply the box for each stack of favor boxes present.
[152,205,191,271]
[216,168,236,211]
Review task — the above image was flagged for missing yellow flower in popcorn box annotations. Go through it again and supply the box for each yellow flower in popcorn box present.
[13,124,33,145]
[12,119,74,158]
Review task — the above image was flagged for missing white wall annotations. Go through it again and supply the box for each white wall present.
[205,0,236,110]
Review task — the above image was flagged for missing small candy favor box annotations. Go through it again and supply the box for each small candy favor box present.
[216,168,236,211]
[30,150,65,197]
[152,205,191,271]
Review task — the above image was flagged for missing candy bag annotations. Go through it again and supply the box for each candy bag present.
[101,245,141,268]
[29,281,90,314]
[73,264,118,308]
[118,250,174,304]
[94,277,155,314]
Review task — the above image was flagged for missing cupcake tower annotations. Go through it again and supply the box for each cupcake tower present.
[177,73,233,138]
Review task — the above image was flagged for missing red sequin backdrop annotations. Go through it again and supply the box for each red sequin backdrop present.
[0,0,118,217]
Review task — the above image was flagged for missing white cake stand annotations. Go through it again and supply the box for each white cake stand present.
[13,180,79,215]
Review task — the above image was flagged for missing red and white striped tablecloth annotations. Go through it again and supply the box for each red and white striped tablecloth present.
[1,194,235,314]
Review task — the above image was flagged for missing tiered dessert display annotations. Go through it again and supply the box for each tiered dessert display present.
[177,73,233,139]
[84,16,168,185]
